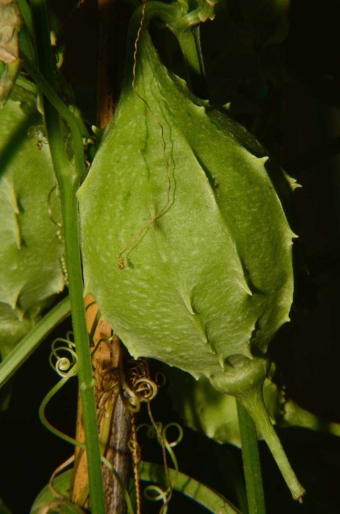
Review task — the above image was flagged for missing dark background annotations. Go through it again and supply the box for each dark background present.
[2,0,340,512]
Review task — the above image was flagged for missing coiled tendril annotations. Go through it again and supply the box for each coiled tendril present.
[49,332,78,377]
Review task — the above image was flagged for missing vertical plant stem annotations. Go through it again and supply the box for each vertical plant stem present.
[237,399,266,514]
[29,1,106,511]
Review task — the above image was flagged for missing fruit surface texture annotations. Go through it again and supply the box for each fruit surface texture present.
[77,27,296,383]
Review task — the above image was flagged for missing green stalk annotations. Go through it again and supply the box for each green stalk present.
[212,358,305,504]
[28,1,106,511]
[239,387,305,502]
[60,187,107,514]
[237,400,265,514]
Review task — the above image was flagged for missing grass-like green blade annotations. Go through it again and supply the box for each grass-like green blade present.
[0,296,70,388]
[139,461,241,513]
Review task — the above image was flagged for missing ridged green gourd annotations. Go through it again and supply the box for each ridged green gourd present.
[0,84,65,361]
[78,7,304,500]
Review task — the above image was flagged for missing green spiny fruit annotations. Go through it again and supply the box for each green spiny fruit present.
[0,83,65,361]
[78,4,303,500]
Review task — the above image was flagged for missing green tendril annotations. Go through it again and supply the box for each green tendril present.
[49,336,77,377]
[39,371,83,449]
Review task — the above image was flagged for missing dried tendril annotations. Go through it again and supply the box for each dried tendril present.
[138,415,184,513]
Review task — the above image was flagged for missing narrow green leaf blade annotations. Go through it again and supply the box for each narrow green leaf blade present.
[139,461,241,514]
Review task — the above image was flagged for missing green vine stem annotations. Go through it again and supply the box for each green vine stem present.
[26,1,106,511]
[237,400,266,514]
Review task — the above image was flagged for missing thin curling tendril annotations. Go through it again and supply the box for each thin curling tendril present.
[137,406,183,512]
[40,352,82,448]
[49,334,78,377]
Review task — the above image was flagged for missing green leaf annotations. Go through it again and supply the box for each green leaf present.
[0,83,65,361]
[139,461,241,514]
[30,469,84,514]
